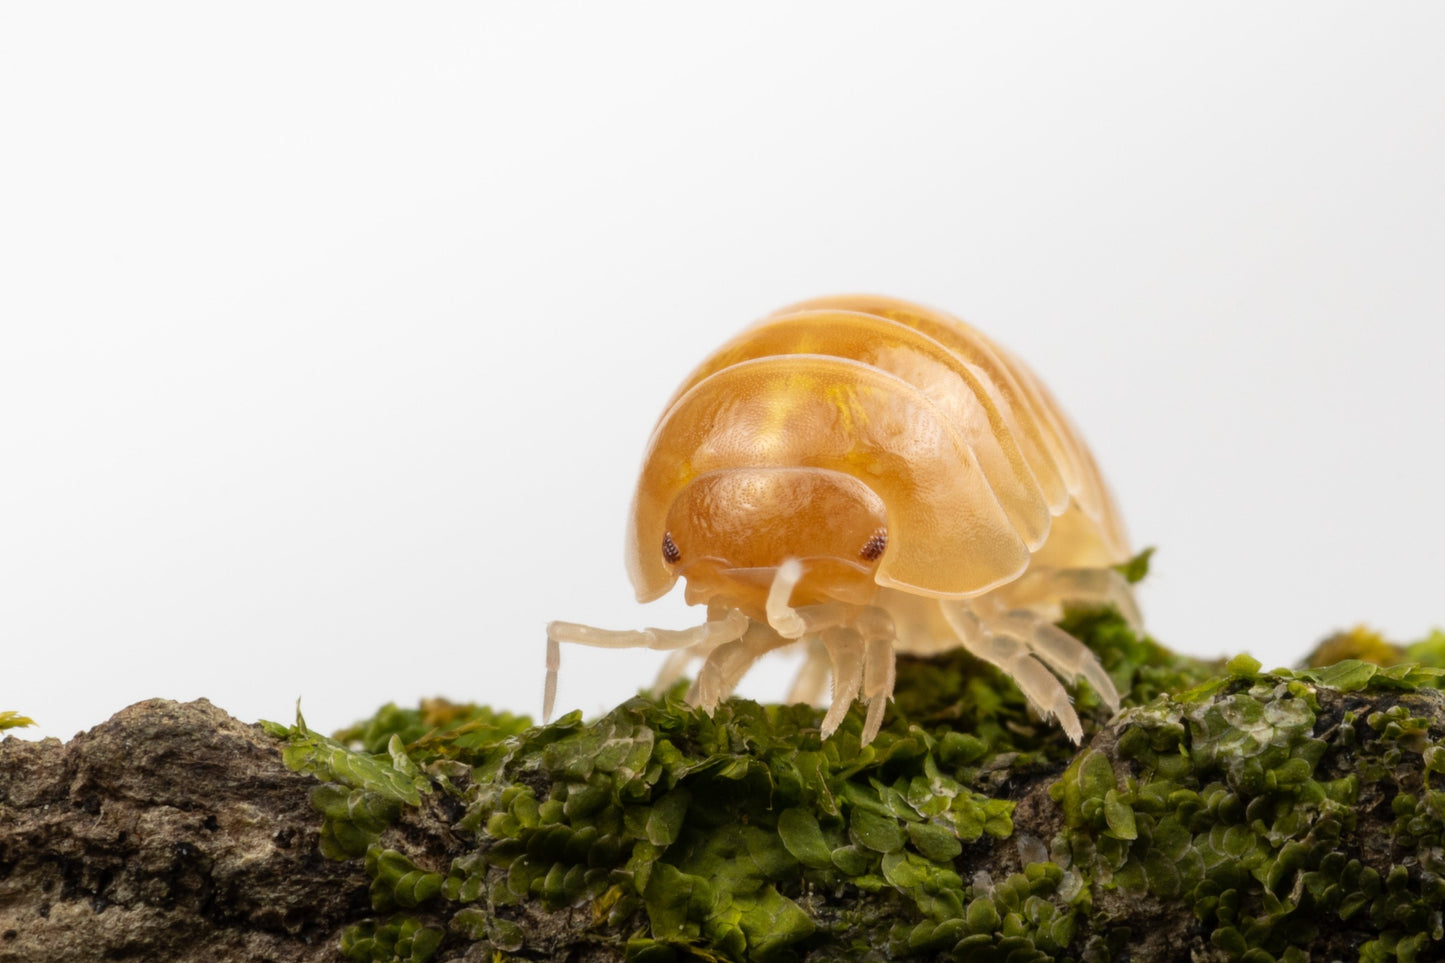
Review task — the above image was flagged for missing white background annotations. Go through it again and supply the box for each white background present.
[3,5,1443,742]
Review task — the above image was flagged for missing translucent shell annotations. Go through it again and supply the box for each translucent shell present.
[626,294,1128,602]
[549,294,1138,745]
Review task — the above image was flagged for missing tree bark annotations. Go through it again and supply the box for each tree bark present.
[0,700,371,963]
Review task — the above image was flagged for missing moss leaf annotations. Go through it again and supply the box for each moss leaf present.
[777,808,834,869]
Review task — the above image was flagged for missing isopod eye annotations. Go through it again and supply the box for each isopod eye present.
[859,527,887,562]
[662,531,682,565]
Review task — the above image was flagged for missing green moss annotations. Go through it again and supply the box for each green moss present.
[1302,625,1445,674]
[1305,625,1406,668]
[266,584,1445,961]
[1052,656,1445,962]
[0,710,35,731]
[340,916,444,963]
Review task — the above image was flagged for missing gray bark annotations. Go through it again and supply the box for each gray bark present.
[0,700,369,963]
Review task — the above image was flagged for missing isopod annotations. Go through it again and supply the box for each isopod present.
[545,294,1140,745]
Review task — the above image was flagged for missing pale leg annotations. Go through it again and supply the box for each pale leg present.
[938,601,1085,744]
[787,637,832,706]
[543,610,750,721]
[654,603,756,691]
[860,636,897,746]
[779,607,898,744]
[989,612,1121,712]
[1001,567,1143,632]
[820,627,864,738]
[691,621,794,712]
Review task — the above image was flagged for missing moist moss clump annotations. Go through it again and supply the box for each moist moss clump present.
[0,710,35,731]
[1051,653,1445,962]
[266,596,1445,961]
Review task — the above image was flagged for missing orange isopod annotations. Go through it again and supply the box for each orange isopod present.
[546,294,1140,744]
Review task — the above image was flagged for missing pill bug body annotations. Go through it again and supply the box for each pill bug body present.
[546,294,1140,744]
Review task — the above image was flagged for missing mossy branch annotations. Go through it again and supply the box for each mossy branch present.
[259,608,1445,963]
[5,597,1445,962]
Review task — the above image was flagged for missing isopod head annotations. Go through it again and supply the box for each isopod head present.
[660,466,889,618]
[625,353,1037,607]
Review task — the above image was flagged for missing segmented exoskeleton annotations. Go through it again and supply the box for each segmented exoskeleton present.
[546,294,1139,745]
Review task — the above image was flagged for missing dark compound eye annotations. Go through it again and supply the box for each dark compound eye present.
[859,527,887,561]
[662,531,681,564]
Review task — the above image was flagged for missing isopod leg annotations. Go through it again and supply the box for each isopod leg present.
[544,610,750,722]
[544,637,561,722]
[1002,566,1143,632]
[788,607,897,745]
[939,602,1085,744]
[820,627,864,738]
[860,636,897,746]
[787,637,832,706]
[656,604,755,690]
[991,612,1121,712]
[691,622,793,712]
